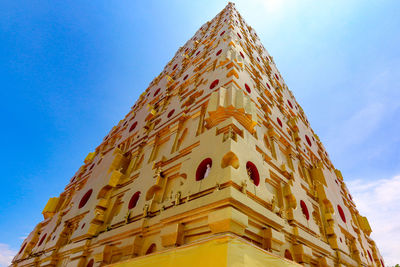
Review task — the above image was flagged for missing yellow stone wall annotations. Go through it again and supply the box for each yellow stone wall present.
[13,3,384,267]
[108,234,301,267]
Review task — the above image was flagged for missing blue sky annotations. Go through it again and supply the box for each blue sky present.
[1,0,399,265]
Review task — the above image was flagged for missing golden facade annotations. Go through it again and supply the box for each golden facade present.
[13,3,384,267]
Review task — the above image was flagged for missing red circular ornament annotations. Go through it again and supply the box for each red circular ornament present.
[277,118,283,127]
[168,109,175,118]
[209,79,219,90]
[196,158,212,181]
[244,83,251,93]
[153,88,161,97]
[300,200,310,220]
[367,250,373,262]
[19,243,27,254]
[129,122,138,132]
[246,161,260,186]
[337,205,346,223]
[305,135,312,147]
[128,191,141,209]
[38,233,47,246]
[79,189,93,209]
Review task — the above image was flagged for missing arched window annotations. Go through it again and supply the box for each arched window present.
[167,109,175,118]
[300,200,310,220]
[79,189,93,209]
[37,233,47,246]
[196,158,212,181]
[305,135,312,147]
[246,161,260,186]
[146,243,156,255]
[86,259,94,267]
[18,243,26,254]
[128,191,141,209]
[284,249,293,260]
[367,250,373,262]
[337,205,346,223]
[153,88,161,97]
[277,117,283,127]
[244,83,251,93]
[129,122,138,132]
[209,79,219,90]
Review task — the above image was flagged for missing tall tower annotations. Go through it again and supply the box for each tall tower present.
[13,3,384,267]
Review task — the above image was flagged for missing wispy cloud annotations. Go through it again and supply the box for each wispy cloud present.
[330,102,386,150]
[0,243,17,267]
[347,175,400,266]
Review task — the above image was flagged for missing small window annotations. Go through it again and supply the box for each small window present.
[129,122,138,132]
[276,118,282,127]
[305,135,312,147]
[167,109,175,118]
[153,88,161,97]
[284,249,293,260]
[196,158,212,181]
[18,243,27,254]
[37,233,47,246]
[128,191,141,209]
[146,243,156,255]
[244,83,251,93]
[209,79,219,90]
[337,205,346,223]
[300,200,310,220]
[79,189,93,209]
[246,161,259,186]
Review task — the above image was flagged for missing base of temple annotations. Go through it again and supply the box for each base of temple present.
[107,234,300,267]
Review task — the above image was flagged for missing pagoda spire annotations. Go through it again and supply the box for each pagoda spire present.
[13,4,384,267]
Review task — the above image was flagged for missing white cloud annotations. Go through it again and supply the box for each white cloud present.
[347,175,400,266]
[0,243,17,267]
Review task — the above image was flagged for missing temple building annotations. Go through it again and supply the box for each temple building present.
[13,3,384,267]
